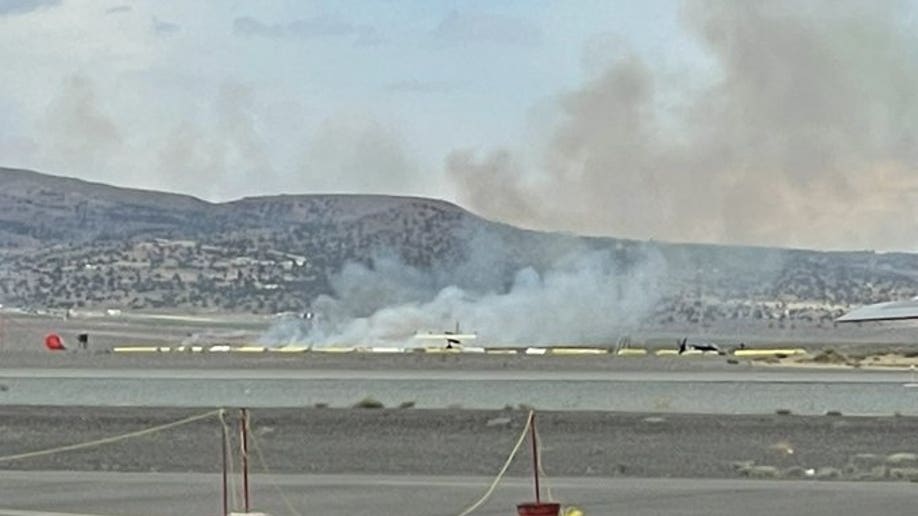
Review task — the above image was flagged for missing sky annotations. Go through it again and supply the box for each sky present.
[1,0,918,251]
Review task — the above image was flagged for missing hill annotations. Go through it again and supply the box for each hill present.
[0,166,916,326]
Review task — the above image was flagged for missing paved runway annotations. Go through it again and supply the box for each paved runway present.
[0,366,914,382]
[2,367,918,414]
[1,471,917,516]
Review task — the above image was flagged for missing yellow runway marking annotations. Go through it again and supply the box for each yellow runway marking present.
[550,348,608,355]
[734,348,807,357]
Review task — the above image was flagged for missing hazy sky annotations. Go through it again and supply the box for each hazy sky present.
[2,0,917,251]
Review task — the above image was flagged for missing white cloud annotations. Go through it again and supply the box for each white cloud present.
[105,5,131,15]
[153,17,180,35]
[233,14,382,45]
[233,16,283,38]
[433,10,542,46]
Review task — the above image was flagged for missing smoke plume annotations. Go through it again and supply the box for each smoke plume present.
[448,0,918,251]
[261,246,666,347]
[42,75,123,174]
[156,82,276,200]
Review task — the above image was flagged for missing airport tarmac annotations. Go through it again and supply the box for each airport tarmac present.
[2,366,918,414]
[1,366,915,382]
[1,471,917,516]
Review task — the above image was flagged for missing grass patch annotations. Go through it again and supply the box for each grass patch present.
[353,397,385,409]
[811,348,848,364]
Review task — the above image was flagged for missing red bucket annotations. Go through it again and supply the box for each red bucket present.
[517,502,561,516]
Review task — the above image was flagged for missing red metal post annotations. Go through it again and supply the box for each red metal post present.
[530,412,540,504]
[221,413,228,516]
[240,408,251,513]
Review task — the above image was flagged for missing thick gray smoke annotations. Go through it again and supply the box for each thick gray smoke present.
[156,82,276,200]
[35,75,277,200]
[298,116,425,195]
[42,75,123,174]
[448,1,918,251]
[36,75,424,201]
[261,247,666,347]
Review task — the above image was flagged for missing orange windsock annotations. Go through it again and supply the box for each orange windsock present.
[44,333,65,351]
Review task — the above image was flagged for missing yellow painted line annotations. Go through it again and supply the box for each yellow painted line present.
[208,345,231,353]
[461,346,486,354]
[190,346,204,353]
[157,346,172,353]
[314,346,355,353]
[734,348,807,357]
[112,346,159,353]
[525,348,548,355]
[549,348,608,355]
[485,349,519,355]
[368,347,407,353]
[233,346,267,353]
[616,348,648,356]
[271,345,309,353]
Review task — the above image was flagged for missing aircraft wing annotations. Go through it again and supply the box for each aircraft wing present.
[837,298,918,322]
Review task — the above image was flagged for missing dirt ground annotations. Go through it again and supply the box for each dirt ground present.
[2,406,918,482]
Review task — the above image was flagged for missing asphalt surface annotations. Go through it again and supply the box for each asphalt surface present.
[1,472,918,516]
[0,366,914,383]
[3,366,918,414]
[0,350,758,371]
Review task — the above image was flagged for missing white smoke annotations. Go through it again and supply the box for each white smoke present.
[261,246,666,347]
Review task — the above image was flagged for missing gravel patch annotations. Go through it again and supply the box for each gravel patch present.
[2,407,918,481]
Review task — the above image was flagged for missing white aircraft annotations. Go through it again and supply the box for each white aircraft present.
[414,322,477,349]
[837,298,918,388]
[836,297,918,323]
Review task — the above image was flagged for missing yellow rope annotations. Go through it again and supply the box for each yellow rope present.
[0,408,223,463]
[456,410,533,516]
[247,412,305,516]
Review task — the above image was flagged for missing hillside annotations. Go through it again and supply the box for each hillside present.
[0,167,917,324]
